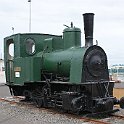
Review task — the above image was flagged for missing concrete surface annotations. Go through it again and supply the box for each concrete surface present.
[0,71,6,84]
[0,85,11,97]
[114,83,124,88]
[0,71,10,98]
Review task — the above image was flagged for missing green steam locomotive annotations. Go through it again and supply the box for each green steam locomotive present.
[4,13,124,114]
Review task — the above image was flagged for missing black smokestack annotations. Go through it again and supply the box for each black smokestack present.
[83,13,94,47]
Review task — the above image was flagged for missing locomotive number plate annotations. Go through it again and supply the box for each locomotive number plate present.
[14,67,21,72]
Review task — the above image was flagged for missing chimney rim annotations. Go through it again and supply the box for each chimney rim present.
[83,13,95,16]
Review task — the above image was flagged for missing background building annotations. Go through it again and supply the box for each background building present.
[109,64,124,82]
[0,59,6,83]
[0,59,4,71]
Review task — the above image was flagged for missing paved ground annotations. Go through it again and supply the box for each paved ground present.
[0,71,10,98]
[0,85,11,98]
[114,83,124,88]
[0,71,6,85]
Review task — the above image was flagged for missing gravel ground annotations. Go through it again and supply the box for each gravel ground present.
[1,98,124,124]
[0,84,87,124]
[0,101,88,124]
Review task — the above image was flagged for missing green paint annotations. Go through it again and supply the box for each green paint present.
[4,26,88,85]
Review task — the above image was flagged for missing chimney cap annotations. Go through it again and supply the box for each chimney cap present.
[83,13,94,16]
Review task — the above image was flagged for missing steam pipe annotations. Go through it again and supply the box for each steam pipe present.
[83,13,94,47]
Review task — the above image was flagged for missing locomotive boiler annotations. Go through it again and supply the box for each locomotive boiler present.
[4,13,124,114]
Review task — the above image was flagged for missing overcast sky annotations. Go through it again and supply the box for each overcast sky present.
[0,0,124,66]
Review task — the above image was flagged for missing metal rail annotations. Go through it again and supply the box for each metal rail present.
[110,114,124,120]
[80,117,110,124]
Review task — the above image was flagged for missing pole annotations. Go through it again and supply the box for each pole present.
[28,0,31,32]
[0,53,2,60]
[12,27,14,34]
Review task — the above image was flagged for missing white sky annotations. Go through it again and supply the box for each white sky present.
[0,0,124,66]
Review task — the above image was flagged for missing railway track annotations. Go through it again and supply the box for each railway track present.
[110,114,124,120]
[0,96,124,124]
[0,96,24,105]
[80,116,110,124]
[80,114,124,124]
